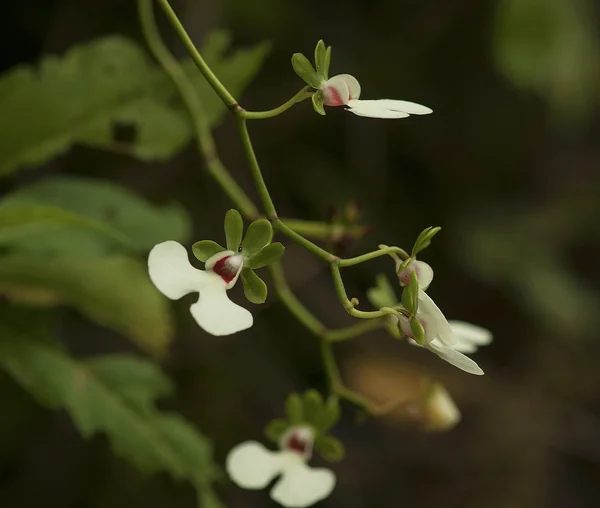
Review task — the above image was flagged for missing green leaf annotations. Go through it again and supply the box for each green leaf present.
[401,271,420,316]
[312,90,326,116]
[0,314,216,484]
[240,268,268,304]
[314,40,327,80]
[315,396,341,433]
[224,209,243,252]
[264,418,289,443]
[291,53,323,89]
[366,274,399,309]
[285,393,303,424]
[410,317,426,345]
[411,226,441,258]
[302,390,324,427]
[0,33,269,175]
[0,254,173,357]
[246,242,285,269]
[192,240,226,262]
[0,204,132,250]
[242,219,273,257]
[314,435,345,462]
[0,176,190,257]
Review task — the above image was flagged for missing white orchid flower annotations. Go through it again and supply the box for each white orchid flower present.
[148,240,252,336]
[321,73,432,119]
[226,426,336,508]
[397,259,434,290]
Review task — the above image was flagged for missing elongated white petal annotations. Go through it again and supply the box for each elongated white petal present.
[449,320,492,353]
[226,441,286,489]
[427,341,484,375]
[418,291,457,346]
[271,461,336,508]
[416,261,434,291]
[189,275,253,336]
[148,241,210,300]
[347,99,432,119]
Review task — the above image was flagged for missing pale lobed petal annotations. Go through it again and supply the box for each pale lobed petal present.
[271,460,336,508]
[205,250,244,289]
[449,320,493,353]
[205,250,234,270]
[418,290,457,346]
[398,260,434,291]
[148,241,211,300]
[427,341,484,375]
[322,74,361,106]
[347,99,432,119]
[226,441,286,489]
[189,275,253,336]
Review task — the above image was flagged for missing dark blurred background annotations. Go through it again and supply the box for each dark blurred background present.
[1,0,600,507]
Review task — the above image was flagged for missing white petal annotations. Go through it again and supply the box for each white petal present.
[226,441,285,489]
[271,461,336,508]
[189,275,253,336]
[347,99,432,119]
[426,384,461,431]
[415,261,434,291]
[205,250,234,270]
[427,342,484,375]
[206,250,243,289]
[148,241,210,300]
[418,291,457,346]
[322,74,361,105]
[449,320,492,353]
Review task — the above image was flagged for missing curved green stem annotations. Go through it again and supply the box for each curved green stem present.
[242,87,314,120]
[156,0,240,110]
[139,0,258,219]
[338,246,409,267]
[273,219,338,262]
[331,263,389,319]
[280,218,367,241]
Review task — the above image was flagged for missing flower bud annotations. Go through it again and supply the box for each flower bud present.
[421,384,461,431]
[397,259,434,291]
[321,74,361,106]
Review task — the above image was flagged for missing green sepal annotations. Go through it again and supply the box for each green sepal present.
[291,53,323,89]
[224,209,243,251]
[246,242,285,269]
[401,271,420,315]
[411,226,441,258]
[324,46,332,80]
[366,274,398,309]
[312,91,326,115]
[314,435,345,462]
[410,317,426,345]
[314,40,328,80]
[264,418,289,443]
[302,390,324,426]
[315,396,340,433]
[240,268,267,304]
[285,392,303,424]
[192,240,226,262]
[242,219,273,257]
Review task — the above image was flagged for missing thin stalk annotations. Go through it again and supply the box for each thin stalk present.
[242,87,314,120]
[338,246,410,267]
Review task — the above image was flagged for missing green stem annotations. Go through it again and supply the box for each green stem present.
[273,219,338,262]
[156,0,239,110]
[338,246,410,267]
[281,218,367,241]
[242,87,314,120]
[139,0,258,219]
[330,263,388,319]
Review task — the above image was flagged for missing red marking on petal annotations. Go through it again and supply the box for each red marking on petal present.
[286,433,308,455]
[323,86,347,106]
[212,256,237,284]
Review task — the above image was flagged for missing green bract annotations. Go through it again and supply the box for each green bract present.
[410,316,426,345]
[224,209,244,251]
[192,240,225,261]
[314,435,345,462]
[246,242,285,269]
[312,91,326,115]
[240,268,267,304]
[291,40,332,90]
[411,226,441,258]
[401,271,420,316]
[242,219,273,257]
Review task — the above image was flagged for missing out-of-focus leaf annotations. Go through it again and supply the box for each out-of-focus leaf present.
[0,312,217,484]
[367,274,398,309]
[494,0,600,123]
[0,32,269,174]
[0,254,173,356]
[0,176,190,256]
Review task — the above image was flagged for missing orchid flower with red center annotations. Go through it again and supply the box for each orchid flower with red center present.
[148,241,252,336]
[321,73,433,119]
[226,426,336,508]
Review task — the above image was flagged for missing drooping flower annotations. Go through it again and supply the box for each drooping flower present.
[226,426,336,508]
[148,240,252,336]
[321,74,432,119]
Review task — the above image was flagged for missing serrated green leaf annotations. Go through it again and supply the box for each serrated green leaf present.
[312,90,326,115]
[240,268,267,304]
[366,274,399,309]
[0,176,190,257]
[192,240,226,262]
[285,393,303,424]
[0,254,173,356]
[314,40,327,80]
[264,418,289,443]
[412,226,441,257]
[315,396,341,433]
[314,435,345,462]
[246,242,285,269]
[302,390,324,427]
[291,53,323,89]
[0,315,216,484]
[242,219,273,257]
[0,33,269,175]
[223,209,243,252]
